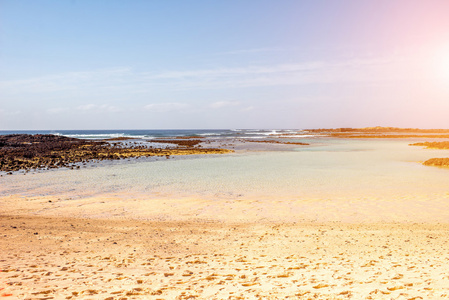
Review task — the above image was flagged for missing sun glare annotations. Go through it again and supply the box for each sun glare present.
[439,54,449,82]
[433,45,449,86]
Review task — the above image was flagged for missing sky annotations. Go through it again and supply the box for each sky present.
[1,0,449,130]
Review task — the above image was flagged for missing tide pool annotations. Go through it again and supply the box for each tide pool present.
[2,138,448,203]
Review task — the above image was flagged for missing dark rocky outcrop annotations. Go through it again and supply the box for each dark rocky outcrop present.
[148,139,203,147]
[423,158,449,167]
[0,134,231,173]
[244,139,309,146]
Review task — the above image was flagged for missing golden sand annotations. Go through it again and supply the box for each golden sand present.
[1,195,449,299]
[2,216,449,299]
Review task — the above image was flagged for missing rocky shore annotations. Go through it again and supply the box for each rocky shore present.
[409,141,449,149]
[0,134,231,173]
[243,139,309,146]
[409,141,449,167]
[422,158,449,167]
[305,127,449,138]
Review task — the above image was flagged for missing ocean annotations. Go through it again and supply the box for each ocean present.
[0,129,310,140]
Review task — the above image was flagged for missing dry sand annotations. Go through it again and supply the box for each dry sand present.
[1,195,449,299]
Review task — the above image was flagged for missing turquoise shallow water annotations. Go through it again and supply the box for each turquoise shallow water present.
[2,138,449,203]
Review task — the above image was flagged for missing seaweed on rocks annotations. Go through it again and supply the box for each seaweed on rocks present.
[422,158,449,167]
[148,139,203,147]
[0,134,231,173]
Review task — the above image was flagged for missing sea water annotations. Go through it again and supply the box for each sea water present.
[0,129,302,140]
[2,137,449,204]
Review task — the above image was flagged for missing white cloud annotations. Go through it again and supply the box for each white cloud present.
[77,104,97,111]
[105,105,122,113]
[47,107,68,114]
[149,62,326,80]
[0,68,132,94]
[144,102,189,113]
[77,104,122,113]
[0,54,422,100]
[240,106,255,112]
[137,56,417,91]
[209,101,240,109]
[0,110,22,116]
[215,47,285,56]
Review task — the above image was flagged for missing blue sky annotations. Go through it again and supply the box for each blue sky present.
[1,0,449,129]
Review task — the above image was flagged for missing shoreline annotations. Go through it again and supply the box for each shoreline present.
[3,191,449,224]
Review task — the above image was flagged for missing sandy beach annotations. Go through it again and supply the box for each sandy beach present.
[2,135,449,299]
[2,214,449,299]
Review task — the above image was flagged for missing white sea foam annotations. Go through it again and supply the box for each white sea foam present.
[279,134,317,138]
[61,133,151,140]
[197,133,221,136]
[243,130,277,135]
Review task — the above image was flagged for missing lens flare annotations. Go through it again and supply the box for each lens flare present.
[432,44,449,86]
[439,54,449,83]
